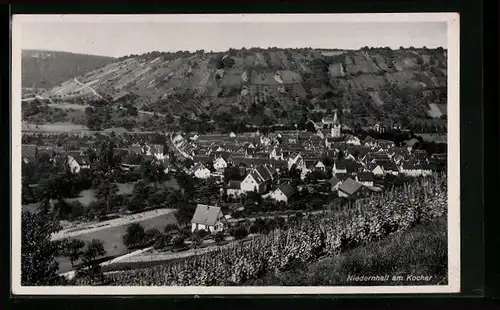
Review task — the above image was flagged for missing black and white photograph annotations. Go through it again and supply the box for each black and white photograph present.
[11,13,460,295]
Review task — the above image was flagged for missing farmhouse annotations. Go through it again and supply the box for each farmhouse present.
[191,204,225,233]
[270,184,297,204]
[226,180,244,198]
[213,153,231,171]
[400,164,423,177]
[67,155,90,174]
[328,175,341,191]
[192,163,211,179]
[338,178,364,198]
[332,161,347,174]
[240,170,266,194]
[355,172,375,187]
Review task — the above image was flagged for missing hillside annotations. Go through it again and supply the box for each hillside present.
[22,49,116,89]
[36,47,448,132]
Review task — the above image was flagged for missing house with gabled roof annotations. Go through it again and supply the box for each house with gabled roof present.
[332,160,348,174]
[67,154,90,174]
[193,154,213,166]
[226,180,244,198]
[192,163,211,179]
[328,175,341,191]
[270,184,297,204]
[355,172,375,187]
[338,178,364,198]
[381,162,399,175]
[240,170,267,193]
[191,204,225,233]
[213,152,231,171]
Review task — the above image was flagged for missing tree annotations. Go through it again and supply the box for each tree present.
[234,225,249,241]
[21,210,62,285]
[214,231,225,245]
[79,239,106,281]
[60,239,85,268]
[96,178,119,213]
[123,223,147,249]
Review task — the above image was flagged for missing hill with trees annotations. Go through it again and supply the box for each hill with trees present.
[22,49,116,89]
[35,47,448,132]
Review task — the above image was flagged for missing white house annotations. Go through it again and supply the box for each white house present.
[213,156,228,171]
[270,146,284,160]
[144,144,166,161]
[315,160,326,172]
[288,153,302,170]
[192,163,211,179]
[270,184,297,204]
[240,171,266,193]
[226,180,244,198]
[345,135,361,145]
[229,132,236,138]
[332,161,347,174]
[191,204,225,233]
[371,164,385,176]
[260,135,271,146]
[67,155,90,174]
[400,164,423,177]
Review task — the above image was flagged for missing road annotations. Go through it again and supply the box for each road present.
[73,78,110,103]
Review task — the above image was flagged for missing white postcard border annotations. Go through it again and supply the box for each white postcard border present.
[11,12,460,295]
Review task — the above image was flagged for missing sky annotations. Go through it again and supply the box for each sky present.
[16,15,448,58]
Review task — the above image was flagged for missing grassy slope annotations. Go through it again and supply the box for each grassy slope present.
[22,49,115,89]
[247,218,448,286]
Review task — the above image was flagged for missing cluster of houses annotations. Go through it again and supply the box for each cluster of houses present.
[21,142,169,174]
[175,112,445,205]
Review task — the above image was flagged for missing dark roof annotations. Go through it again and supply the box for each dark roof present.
[69,154,89,166]
[421,163,435,170]
[298,131,313,139]
[191,204,222,226]
[338,178,363,196]
[255,165,273,182]
[304,158,318,168]
[328,175,340,185]
[277,184,297,197]
[193,155,213,165]
[382,162,399,171]
[334,172,349,181]
[404,139,420,148]
[193,162,208,171]
[357,172,374,182]
[215,151,232,161]
[128,145,144,154]
[227,180,242,189]
[249,171,265,184]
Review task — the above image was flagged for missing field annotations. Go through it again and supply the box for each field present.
[22,122,89,132]
[53,208,178,273]
[80,175,447,286]
[47,103,90,111]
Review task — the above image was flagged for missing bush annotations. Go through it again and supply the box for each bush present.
[234,225,249,240]
[123,223,147,249]
[214,231,225,245]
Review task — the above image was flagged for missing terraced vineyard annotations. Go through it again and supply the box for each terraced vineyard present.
[36,47,447,131]
[74,175,447,286]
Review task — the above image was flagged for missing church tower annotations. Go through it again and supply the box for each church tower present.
[331,111,341,138]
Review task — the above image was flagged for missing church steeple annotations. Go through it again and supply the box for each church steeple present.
[333,111,339,125]
[331,111,341,138]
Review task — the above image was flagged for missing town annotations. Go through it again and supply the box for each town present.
[21,109,447,280]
